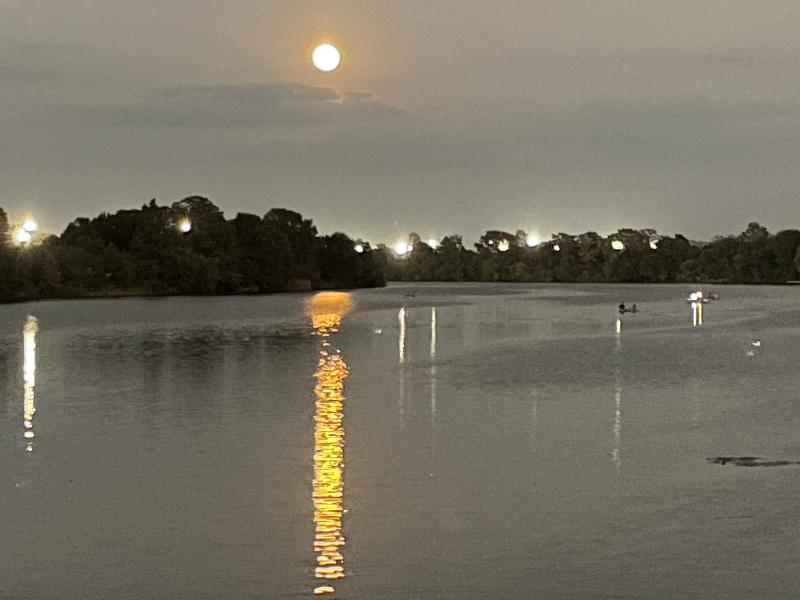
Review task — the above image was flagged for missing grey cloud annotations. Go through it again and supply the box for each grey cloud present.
[157,82,339,103]
[67,82,403,130]
[343,91,376,100]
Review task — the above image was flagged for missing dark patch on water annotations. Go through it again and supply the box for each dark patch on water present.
[707,456,800,467]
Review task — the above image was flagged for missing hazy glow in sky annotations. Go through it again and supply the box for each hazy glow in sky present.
[2,1,800,242]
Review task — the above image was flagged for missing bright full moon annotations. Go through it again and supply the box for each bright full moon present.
[312,43,341,72]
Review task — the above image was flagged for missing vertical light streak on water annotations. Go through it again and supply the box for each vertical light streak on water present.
[307,293,352,597]
[398,366,406,430]
[429,365,437,429]
[690,378,701,430]
[430,307,437,358]
[22,316,38,452]
[698,301,704,326]
[612,372,622,469]
[398,306,407,429]
[398,307,407,364]
[692,302,698,327]
[429,307,437,428]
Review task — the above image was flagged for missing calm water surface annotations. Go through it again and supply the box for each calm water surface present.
[1,283,799,599]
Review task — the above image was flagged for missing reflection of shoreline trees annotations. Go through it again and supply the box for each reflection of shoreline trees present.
[0,199,385,301]
[384,223,800,284]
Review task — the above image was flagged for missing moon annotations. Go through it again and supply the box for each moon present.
[311,43,341,72]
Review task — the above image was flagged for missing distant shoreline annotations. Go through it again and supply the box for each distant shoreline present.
[0,283,385,305]
[4,279,797,306]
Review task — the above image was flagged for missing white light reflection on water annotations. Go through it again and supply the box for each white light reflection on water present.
[612,381,622,469]
[530,399,538,445]
[398,307,407,364]
[429,365,437,429]
[307,293,353,597]
[610,358,623,469]
[430,307,437,427]
[23,315,38,452]
[690,294,704,327]
[430,307,436,358]
[398,306,408,428]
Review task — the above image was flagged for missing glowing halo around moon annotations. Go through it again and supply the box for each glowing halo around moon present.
[311,43,341,72]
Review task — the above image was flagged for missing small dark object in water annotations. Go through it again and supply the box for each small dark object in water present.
[708,456,800,467]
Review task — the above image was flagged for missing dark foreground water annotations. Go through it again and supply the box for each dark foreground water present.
[1,283,799,599]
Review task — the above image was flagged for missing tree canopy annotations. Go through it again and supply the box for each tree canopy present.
[0,197,385,301]
[1,202,797,304]
[384,223,800,285]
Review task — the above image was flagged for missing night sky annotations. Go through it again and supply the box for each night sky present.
[3,1,800,243]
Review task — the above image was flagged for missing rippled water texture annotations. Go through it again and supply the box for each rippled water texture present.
[1,283,799,599]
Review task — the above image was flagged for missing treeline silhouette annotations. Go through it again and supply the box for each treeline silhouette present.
[2,198,798,303]
[385,223,800,284]
[0,197,386,301]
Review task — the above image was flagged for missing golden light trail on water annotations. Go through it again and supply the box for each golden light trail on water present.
[23,316,38,451]
[307,292,353,596]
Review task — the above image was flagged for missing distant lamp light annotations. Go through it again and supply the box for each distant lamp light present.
[689,292,698,302]
[525,234,540,248]
[497,239,510,252]
[611,240,625,251]
[649,237,660,250]
[427,238,439,249]
[22,219,38,233]
[354,244,364,254]
[696,291,703,299]
[15,229,32,245]
[394,241,410,256]
[553,244,561,252]
[178,219,192,233]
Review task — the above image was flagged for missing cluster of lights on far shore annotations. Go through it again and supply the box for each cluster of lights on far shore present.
[10,214,198,246]
[388,231,657,256]
[7,214,665,258]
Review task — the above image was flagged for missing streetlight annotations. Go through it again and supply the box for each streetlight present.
[22,219,38,233]
[611,240,625,251]
[525,234,540,248]
[178,219,192,233]
[354,243,364,254]
[394,241,410,256]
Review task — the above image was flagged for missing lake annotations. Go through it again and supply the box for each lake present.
[1,283,799,599]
